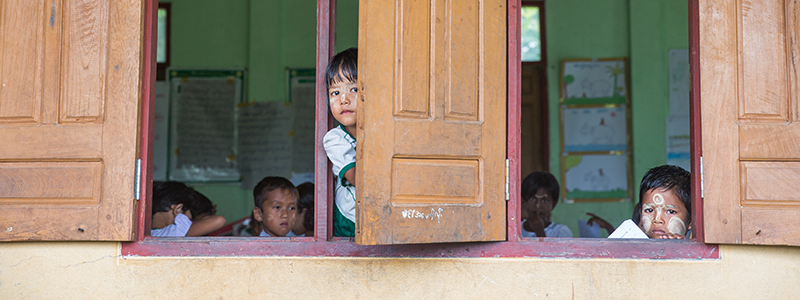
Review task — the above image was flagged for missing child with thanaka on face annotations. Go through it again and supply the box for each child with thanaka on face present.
[322,48,358,237]
[150,181,226,237]
[632,165,692,239]
[252,176,298,237]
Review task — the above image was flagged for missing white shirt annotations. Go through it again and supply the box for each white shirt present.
[520,220,573,238]
[323,125,357,223]
[151,213,192,237]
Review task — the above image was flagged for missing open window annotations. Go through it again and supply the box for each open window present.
[1,0,790,252]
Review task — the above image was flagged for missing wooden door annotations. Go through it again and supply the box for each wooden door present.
[700,0,800,245]
[0,0,142,240]
[356,0,507,245]
[521,63,547,176]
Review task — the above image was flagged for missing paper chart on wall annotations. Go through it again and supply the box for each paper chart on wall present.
[153,81,170,181]
[562,105,627,152]
[669,49,690,116]
[666,115,690,171]
[563,154,629,201]
[238,101,295,190]
[168,70,244,182]
[562,60,627,104]
[288,69,316,174]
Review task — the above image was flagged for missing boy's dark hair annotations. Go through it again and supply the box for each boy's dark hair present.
[189,191,216,218]
[521,172,560,209]
[325,47,358,91]
[296,182,315,232]
[253,177,299,209]
[633,165,691,224]
[152,181,195,215]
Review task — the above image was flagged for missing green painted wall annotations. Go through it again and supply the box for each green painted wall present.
[158,0,359,224]
[544,0,688,236]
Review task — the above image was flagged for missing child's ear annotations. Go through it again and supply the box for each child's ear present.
[170,204,183,216]
[252,207,264,222]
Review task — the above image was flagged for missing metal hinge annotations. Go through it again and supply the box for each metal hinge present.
[700,156,704,199]
[505,159,510,201]
[134,159,142,200]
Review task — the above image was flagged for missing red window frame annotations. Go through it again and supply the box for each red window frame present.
[123,0,717,259]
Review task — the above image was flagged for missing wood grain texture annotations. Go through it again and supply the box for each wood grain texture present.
[357,0,506,245]
[0,0,142,241]
[703,0,800,246]
[700,0,741,244]
[0,0,45,124]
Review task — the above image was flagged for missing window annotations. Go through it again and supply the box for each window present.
[9,0,791,254]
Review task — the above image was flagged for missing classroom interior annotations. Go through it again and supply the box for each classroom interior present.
[155,0,689,238]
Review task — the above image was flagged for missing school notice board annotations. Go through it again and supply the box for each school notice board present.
[560,58,632,202]
[238,68,316,189]
[167,69,245,182]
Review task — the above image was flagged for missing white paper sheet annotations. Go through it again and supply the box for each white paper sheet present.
[607,219,649,239]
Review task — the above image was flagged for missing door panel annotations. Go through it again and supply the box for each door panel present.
[701,0,800,245]
[357,0,506,245]
[0,0,142,241]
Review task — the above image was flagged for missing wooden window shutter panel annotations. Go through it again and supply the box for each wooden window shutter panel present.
[0,0,141,241]
[356,0,507,245]
[700,0,800,246]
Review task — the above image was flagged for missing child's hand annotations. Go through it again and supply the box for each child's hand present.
[527,213,547,237]
[655,233,686,239]
[585,213,615,234]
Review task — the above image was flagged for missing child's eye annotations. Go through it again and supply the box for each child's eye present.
[273,206,281,210]
[350,87,358,93]
[667,209,677,214]
[644,208,653,213]
[330,91,339,96]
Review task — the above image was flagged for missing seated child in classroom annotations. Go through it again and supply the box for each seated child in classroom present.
[632,165,692,239]
[290,182,315,237]
[185,190,226,236]
[151,181,193,237]
[520,172,573,237]
[252,176,298,237]
[322,47,358,237]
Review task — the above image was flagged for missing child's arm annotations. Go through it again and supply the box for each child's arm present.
[186,214,226,236]
[343,167,356,187]
[586,213,616,234]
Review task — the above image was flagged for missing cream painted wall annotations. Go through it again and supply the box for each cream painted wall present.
[2,243,799,299]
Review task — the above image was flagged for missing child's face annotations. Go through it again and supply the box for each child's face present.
[328,78,357,129]
[523,187,555,222]
[291,208,307,235]
[253,189,297,236]
[639,188,690,238]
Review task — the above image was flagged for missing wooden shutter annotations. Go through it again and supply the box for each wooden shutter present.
[700,0,800,246]
[0,0,142,240]
[356,0,506,245]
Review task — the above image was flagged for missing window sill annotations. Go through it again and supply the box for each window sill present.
[121,237,719,259]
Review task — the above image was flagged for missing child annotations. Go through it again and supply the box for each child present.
[291,182,315,237]
[634,165,692,239]
[322,47,358,237]
[520,172,573,237]
[150,181,194,237]
[252,176,298,237]
[185,190,226,236]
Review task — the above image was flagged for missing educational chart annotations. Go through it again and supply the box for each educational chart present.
[561,59,627,105]
[168,69,244,182]
[562,105,627,152]
[563,154,629,202]
[238,101,294,189]
[237,69,317,189]
[669,49,690,116]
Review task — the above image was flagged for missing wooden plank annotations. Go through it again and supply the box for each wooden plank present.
[699,0,741,244]
[742,209,800,246]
